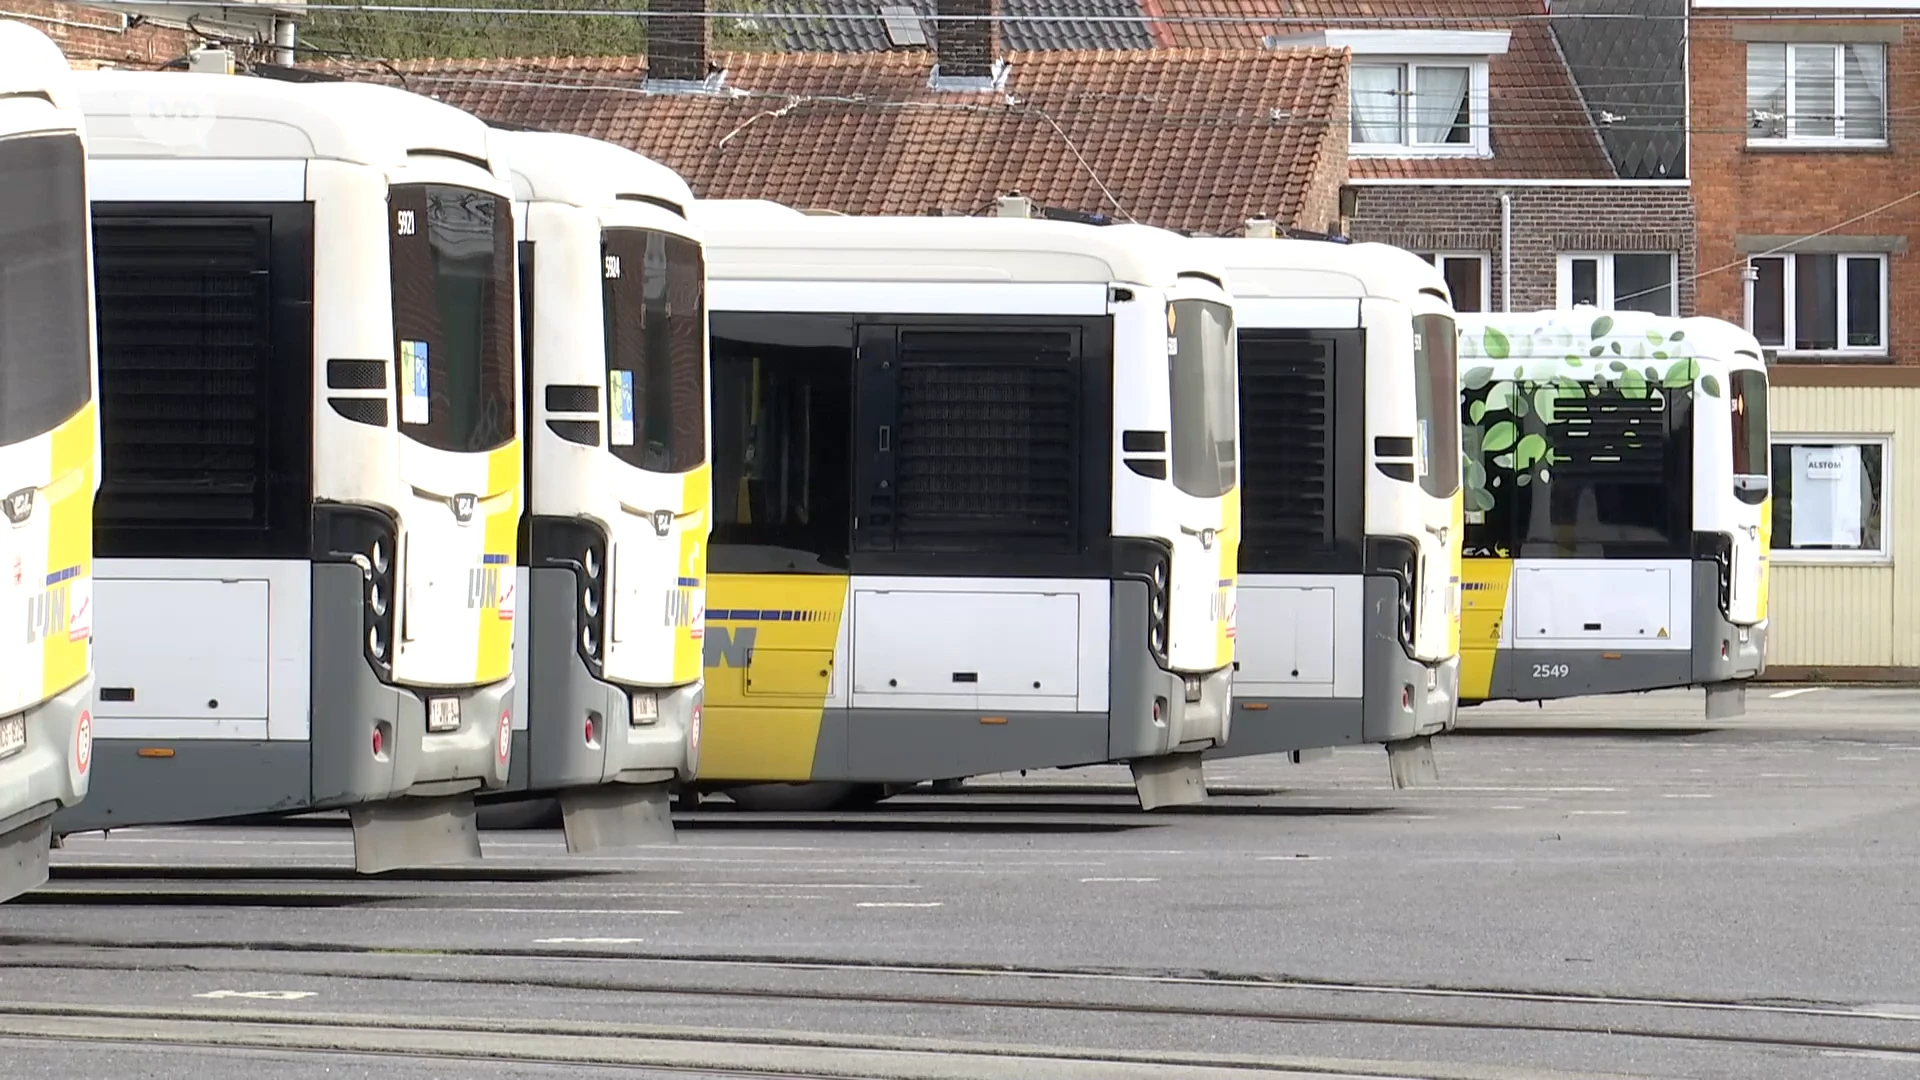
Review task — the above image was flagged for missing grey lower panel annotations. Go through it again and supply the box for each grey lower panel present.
[0,809,53,904]
[1214,576,1457,759]
[0,674,92,829]
[1106,579,1232,762]
[55,740,312,831]
[813,707,1112,784]
[1206,697,1365,760]
[1486,564,1766,703]
[310,563,513,805]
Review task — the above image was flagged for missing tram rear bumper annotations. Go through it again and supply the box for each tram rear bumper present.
[1106,579,1231,762]
[0,673,93,830]
[311,561,513,806]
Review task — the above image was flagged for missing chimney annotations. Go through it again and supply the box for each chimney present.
[647,0,710,85]
[933,0,998,84]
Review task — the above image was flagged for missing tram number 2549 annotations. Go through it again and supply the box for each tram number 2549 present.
[1531,663,1571,679]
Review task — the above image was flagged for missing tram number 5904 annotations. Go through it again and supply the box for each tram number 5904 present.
[1531,663,1571,679]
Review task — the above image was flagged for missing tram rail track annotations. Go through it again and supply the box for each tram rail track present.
[1,933,1915,1065]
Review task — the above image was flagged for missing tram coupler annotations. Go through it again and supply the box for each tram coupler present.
[1704,681,1747,720]
[348,792,483,874]
[1131,749,1207,810]
[1385,734,1439,790]
[558,777,676,853]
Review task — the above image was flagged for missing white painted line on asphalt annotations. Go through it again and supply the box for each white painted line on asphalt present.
[855,902,944,908]
[1256,855,1326,860]
[451,908,683,916]
[1760,773,1810,779]
[1838,756,1884,762]
[1079,877,1159,883]
[1568,810,1630,816]
[1489,805,1527,810]
[1662,794,1713,799]
[534,937,646,945]
[195,990,315,1000]
[1770,687,1826,699]
[1400,815,1437,821]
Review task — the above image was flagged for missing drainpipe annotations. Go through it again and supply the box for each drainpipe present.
[1741,262,1758,332]
[273,19,296,66]
[1500,193,1513,312]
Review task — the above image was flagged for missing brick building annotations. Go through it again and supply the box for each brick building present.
[1156,0,1694,314]
[2,0,197,65]
[1691,1,1920,678]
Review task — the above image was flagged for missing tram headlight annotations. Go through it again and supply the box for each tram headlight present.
[531,517,611,678]
[314,503,401,682]
[1366,535,1420,658]
[1117,538,1174,669]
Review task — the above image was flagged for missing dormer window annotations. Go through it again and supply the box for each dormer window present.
[1270,29,1508,158]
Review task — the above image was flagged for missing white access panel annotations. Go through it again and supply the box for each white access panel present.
[1232,574,1365,698]
[1511,561,1690,650]
[93,578,271,726]
[851,586,1082,712]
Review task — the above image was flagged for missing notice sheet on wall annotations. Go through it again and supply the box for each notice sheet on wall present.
[1790,444,1862,548]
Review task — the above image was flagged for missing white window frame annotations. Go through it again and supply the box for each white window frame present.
[1414,251,1491,313]
[1746,42,1889,149]
[1768,434,1892,565]
[1348,58,1493,158]
[1554,252,1679,314]
[1746,252,1889,357]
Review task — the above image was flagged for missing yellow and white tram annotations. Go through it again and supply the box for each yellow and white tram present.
[1188,236,1461,785]
[1454,309,1769,716]
[0,21,101,902]
[485,128,703,848]
[698,215,1239,810]
[53,71,524,871]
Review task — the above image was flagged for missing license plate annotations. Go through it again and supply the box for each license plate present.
[427,696,461,733]
[630,690,658,725]
[0,715,23,759]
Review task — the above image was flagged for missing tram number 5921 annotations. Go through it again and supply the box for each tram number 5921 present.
[1531,663,1571,680]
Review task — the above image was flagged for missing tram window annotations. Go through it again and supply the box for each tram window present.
[1464,379,1693,556]
[709,313,852,568]
[389,184,518,454]
[1731,369,1770,477]
[1169,299,1239,498]
[1411,313,1461,498]
[603,228,705,474]
[0,132,91,446]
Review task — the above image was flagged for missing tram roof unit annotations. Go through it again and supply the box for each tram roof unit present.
[704,214,1228,290]
[1186,237,1450,305]
[495,128,695,219]
[1456,308,1768,369]
[70,70,508,180]
[686,198,808,225]
[0,20,79,112]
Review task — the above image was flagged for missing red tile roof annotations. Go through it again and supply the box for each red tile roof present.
[346,47,1352,233]
[1151,0,1615,179]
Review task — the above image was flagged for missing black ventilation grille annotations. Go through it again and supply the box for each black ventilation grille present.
[326,358,386,390]
[1238,332,1333,551]
[545,383,599,414]
[1551,390,1671,477]
[891,329,1077,552]
[547,418,600,446]
[329,397,388,427]
[92,217,273,527]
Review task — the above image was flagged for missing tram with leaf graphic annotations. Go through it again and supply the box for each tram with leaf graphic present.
[1454,309,1770,717]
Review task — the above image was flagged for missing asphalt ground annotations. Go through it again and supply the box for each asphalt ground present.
[2,687,1916,1079]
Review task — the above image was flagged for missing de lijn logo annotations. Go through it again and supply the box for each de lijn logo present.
[450,492,477,525]
[2,487,32,528]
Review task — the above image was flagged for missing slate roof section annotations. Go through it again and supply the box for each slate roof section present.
[1549,0,1686,179]
[1150,0,1617,180]
[748,0,1156,54]
[352,47,1350,235]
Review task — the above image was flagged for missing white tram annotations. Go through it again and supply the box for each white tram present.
[1454,309,1770,715]
[695,216,1239,811]
[0,21,100,902]
[52,71,524,872]
[484,128,704,848]
[1187,237,1462,784]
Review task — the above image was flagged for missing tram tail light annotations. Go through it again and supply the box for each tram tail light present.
[313,503,400,682]
[531,518,610,678]
[1116,538,1174,668]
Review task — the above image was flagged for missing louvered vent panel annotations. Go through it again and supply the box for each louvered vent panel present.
[92,217,273,527]
[1552,389,1671,478]
[893,329,1078,552]
[1239,333,1332,551]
